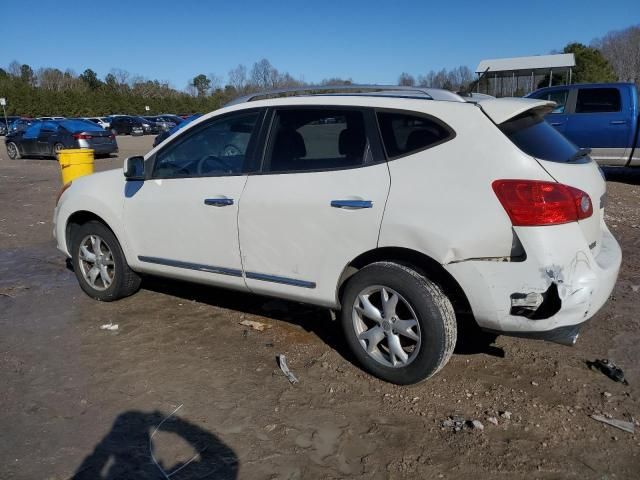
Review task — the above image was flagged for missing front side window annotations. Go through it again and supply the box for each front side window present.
[575,88,621,113]
[377,112,453,158]
[267,109,367,173]
[153,111,260,178]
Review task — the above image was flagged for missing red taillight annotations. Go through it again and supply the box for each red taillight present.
[492,180,593,226]
[73,133,92,140]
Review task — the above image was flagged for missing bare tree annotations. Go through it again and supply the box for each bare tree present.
[594,25,640,85]
[251,58,277,89]
[8,60,21,77]
[398,72,416,86]
[109,68,130,85]
[208,73,223,92]
[228,64,248,92]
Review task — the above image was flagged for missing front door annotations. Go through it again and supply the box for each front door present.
[238,107,390,306]
[124,109,264,290]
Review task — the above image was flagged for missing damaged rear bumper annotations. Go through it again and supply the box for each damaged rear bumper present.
[444,222,621,344]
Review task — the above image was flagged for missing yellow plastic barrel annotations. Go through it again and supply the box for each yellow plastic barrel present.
[58,149,94,185]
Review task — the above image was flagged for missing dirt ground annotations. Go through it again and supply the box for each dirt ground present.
[1,135,639,479]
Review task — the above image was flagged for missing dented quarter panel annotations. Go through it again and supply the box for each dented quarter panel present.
[444,223,621,333]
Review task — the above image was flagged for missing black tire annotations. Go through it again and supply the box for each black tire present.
[71,220,141,301]
[53,143,64,156]
[6,141,20,159]
[341,262,456,384]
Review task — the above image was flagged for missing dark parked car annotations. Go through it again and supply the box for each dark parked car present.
[109,116,145,136]
[5,119,118,159]
[143,116,176,132]
[136,116,162,135]
[152,113,202,147]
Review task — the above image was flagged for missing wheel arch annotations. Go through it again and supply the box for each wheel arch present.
[65,210,127,260]
[337,246,477,328]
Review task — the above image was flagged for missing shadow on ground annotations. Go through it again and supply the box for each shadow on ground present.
[142,275,504,362]
[602,166,640,185]
[71,410,238,480]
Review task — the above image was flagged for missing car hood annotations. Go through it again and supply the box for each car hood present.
[477,97,555,124]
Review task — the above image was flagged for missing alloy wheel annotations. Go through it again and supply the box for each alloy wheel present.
[78,234,115,291]
[352,285,422,368]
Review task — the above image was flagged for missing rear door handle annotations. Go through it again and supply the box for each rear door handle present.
[610,120,627,125]
[331,199,373,209]
[204,197,234,207]
[550,122,564,126]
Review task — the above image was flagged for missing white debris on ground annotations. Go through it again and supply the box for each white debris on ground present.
[100,323,119,331]
[239,319,272,331]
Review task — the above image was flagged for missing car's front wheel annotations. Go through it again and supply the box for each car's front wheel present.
[341,262,457,384]
[6,141,21,159]
[71,220,141,301]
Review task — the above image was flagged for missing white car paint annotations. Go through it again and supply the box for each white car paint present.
[53,92,621,342]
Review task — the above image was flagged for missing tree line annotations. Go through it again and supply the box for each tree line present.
[1,24,637,116]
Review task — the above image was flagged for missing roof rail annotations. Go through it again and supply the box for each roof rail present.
[225,84,467,106]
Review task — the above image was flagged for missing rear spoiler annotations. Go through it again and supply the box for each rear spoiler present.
[476,98,556,124]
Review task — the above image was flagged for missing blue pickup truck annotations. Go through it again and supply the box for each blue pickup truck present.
[527,83,639,167]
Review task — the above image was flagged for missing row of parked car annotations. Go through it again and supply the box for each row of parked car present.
[0,114,191,137]
[2,113,203,159]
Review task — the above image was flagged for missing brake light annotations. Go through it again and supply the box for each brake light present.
[73,133,92,140]
[492,180,593,226]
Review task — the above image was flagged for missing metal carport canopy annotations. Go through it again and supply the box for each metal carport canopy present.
[475,53,576,76]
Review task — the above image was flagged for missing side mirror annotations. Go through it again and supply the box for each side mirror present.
[124,156,145,180]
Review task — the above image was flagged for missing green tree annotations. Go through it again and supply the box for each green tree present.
[20,64,35,85]
[564,42,617,83]
[80,68,101,90]
[192,74,211,97]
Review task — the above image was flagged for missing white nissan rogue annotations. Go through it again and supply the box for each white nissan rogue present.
[53,86,621,384]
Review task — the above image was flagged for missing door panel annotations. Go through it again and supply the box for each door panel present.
[124,176,249,289]
[123,109,263,290]
[238,107,390,307]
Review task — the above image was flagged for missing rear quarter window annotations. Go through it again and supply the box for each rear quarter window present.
[376,112,454,159]
[500,112,580,163]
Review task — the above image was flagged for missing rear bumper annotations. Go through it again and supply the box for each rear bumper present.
[445,222,621,340]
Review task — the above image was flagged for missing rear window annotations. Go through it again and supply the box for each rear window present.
[59,120,104,132]
[576,88,621,113]
[500,112,581,163]
[377,112,453,158]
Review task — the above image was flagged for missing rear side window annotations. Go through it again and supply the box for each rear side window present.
[575,88,621,113]
[267,109,367,173]
[376,112,453,158]
[500,112,580,163]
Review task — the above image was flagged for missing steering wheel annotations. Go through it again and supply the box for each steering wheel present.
[196,154,236,175]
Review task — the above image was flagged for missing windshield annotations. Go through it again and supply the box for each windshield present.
[499,112,582,163]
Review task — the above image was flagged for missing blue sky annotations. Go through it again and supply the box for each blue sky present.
[2,0,638,89]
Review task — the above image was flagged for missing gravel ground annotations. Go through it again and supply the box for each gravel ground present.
[0,136,639,479]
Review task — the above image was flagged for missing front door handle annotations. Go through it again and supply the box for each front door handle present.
[550,122,564,126]
[204,197,234,207]
[331,199,373,209]
[610,120,627,125]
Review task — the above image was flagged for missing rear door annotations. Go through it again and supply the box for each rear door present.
[37,121,59,155]
[237,107,390,306]
[565,86,632,165]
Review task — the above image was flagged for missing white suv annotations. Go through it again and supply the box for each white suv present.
[53,86,621,384]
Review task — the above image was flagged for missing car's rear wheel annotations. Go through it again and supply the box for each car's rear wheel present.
[71,220,141,301]
[6,142,20,159]
[341,262,457,384]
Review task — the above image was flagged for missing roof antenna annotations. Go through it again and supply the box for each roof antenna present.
[458,67,490,97]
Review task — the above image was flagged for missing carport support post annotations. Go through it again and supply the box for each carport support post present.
[549,69,553,87]
[530,71,534,93]
[569,67,572,85]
